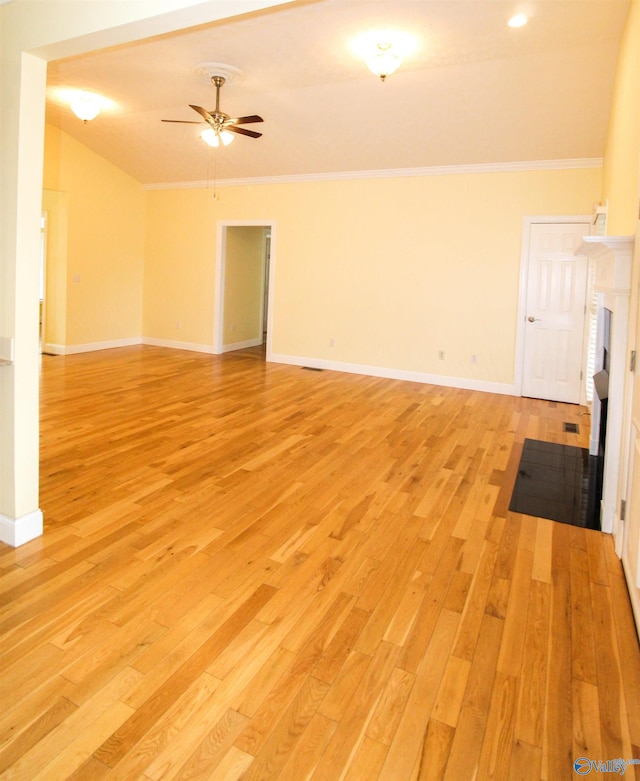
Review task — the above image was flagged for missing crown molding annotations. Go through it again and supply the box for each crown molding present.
[144,158,603,190]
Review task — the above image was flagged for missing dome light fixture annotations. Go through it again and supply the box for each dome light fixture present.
[69,91,105,122]
[508,13,528,28]
[365,42,402,81]
[353,30,416,82]
[201,128,234,147]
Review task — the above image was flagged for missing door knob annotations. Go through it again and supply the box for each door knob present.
[527,316,541,322]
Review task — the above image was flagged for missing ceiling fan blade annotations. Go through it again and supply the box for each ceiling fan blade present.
[161,119,203,124]
[189,104,213,122]
[226,115,264,125]
[227,125,262,139]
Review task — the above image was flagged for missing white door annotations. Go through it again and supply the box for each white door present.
[522,223,589,403]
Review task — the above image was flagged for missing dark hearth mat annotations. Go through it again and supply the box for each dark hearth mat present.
[509,439,600,530]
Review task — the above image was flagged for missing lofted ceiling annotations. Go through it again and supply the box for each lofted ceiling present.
[44,0,631,186]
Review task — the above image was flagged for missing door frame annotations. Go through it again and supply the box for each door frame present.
[213,220,276,358]
[40,210,48,352]
[619,225,640,627]
[514,215,592,403]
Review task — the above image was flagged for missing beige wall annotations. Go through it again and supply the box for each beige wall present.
[43,125,145,350]
[602,0,640,235]
[145,166,601,385]
[143,188,217,345]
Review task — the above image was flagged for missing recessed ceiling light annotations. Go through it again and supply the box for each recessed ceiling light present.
[508,13,528,28]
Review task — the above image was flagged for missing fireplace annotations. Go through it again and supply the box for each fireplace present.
[578,237,633,544]
[588,306,611,524]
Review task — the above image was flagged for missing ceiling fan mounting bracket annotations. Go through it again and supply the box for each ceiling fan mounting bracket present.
[193,62,242,84]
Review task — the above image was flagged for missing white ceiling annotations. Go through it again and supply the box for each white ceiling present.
[44,0,630,186]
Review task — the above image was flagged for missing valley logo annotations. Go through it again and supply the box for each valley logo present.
[574,757,640,775]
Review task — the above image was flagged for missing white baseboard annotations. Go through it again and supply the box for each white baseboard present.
[44,338,142,355]
[622,555,640,641]
[269,353,517,396]
[45,337,216,355]
[142,337,215,354]
[42,343,67,355]
[0,509,43,547]
[41,339,516,396]
[220,337,263,353]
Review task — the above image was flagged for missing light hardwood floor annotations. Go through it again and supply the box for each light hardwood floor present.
[1,345,639,780]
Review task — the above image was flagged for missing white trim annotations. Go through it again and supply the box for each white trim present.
[270,353,516,396]
[265,226,276,362]
[0,509,43,547]
[514,216,592,401]
[214,220,276,360]
[220,337,263,353]
[577,236,634,538]
[213,224,227,354]
[622,555,640,641]
[144,158,604,191]
[41,339,515,395]
[46,337,218,356]
[46,337,142,355]
[142,337,214,354]
[42,343,67,355]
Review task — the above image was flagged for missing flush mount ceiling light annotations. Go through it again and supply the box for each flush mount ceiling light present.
[366,42,402,81]
[508,13,528,28]
[353,30,416,81]
[69,91,106,122]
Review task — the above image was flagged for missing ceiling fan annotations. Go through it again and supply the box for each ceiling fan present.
[162,73,263,146]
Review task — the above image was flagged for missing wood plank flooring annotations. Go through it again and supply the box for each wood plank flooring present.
[1,345,639,780]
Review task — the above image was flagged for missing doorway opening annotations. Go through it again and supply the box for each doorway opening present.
[213,222,274,359]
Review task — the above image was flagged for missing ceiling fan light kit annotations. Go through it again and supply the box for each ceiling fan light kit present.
[162,62,263,148]
[201,127,234,147]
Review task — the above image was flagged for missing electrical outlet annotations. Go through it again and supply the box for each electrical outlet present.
[176,321,181,330]
[471,354,477,364]
[438,350,445,360]
[329,338,335,347]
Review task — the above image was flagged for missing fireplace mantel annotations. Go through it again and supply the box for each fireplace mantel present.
[578,235,633,293]
[576,235,633,540]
